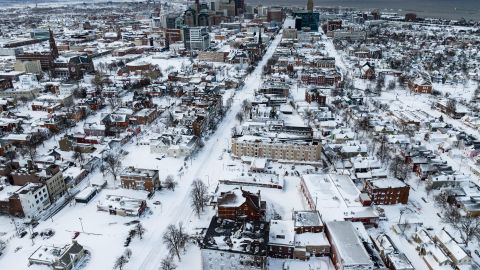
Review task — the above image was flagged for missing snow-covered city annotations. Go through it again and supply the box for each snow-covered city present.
[0,0,479,269]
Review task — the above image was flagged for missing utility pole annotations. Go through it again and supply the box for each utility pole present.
[78,217,85,233]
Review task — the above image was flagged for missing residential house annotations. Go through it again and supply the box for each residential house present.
[28,240,87,270]
[217,188,266,221]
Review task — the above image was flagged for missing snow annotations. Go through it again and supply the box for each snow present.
[267,257,335,270]
[269,220,295,246]
[326,221,373,267]
[294,232,329,247]
[368,178,409,189]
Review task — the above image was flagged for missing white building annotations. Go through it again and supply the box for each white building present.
[150,135,197,157]
[183,27,210,51]
[16,183,50,219]
[0,74,41,98]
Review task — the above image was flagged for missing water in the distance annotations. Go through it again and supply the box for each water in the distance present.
[250,0,480,20]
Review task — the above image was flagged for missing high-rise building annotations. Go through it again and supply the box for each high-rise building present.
[307,0,314,12]
[183,27,210,51]
[295,12,320,31]
[233,0,245,16]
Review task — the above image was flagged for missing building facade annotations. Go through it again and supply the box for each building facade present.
[183,27,210,51]
[120,167,160,193]
[231,136,321,162]
[364,179,410,205]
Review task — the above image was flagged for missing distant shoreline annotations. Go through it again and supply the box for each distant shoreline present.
[248,0,480,21]
[0,0,479,21]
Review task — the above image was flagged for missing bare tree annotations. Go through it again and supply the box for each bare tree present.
[113,255,128,270]
[241,99,252,114]
[442,206,480,247]
[162,223,189,261]
[235,112,244,123]
[103,152,122,186]
[135,222,146,240]
[434,192,449,209]
[387,80,396,90]
[375,135,391,163]
[389,155,409,180]
[160,256,177,270]
[354,116,370,132]
[425,182,433,196]
[72,146,84,165]
[92,71,106,91]
[23,142,38,162]
[304,109,314,125]
[190,179,209,217]
[446,99,457,116]
[123,248,132,259]
[164,175,177,191]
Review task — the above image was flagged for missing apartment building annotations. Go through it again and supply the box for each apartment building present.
[364,179,410,205]
[231,135,321,162]
[11,164,66,201]
[16,183,51,219]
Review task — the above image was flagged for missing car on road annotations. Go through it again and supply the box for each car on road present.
[153,201,161,205]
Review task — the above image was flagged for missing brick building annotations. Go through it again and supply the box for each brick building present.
[305,88,327,106]
[217,188,266,221]
[120,167,160,193]
[231,136,322,162]
[364,179,410,205]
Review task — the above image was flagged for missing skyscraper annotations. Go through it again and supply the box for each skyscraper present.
[307,0,313,12]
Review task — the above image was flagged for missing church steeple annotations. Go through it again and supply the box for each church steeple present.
[49,28,59,58]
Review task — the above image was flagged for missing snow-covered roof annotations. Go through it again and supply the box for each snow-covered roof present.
[326,221,373,267]
[269,220,295,246]
[294,232,329,247]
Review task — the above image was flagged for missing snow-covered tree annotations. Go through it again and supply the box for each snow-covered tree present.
[162,223,189,261]
[442,206,480,247]
[123,248,132,259]
[235,112,244,123]
[113,255,128,270]
[103,152,122,186]
[164,175,177,191]
[190,179,209,217]
[135,222,146,240]
[160,256,177,270]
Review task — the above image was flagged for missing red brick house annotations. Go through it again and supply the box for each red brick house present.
[217,188,266,221]
[305,89,327,106]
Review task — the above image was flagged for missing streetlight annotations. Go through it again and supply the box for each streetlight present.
[78,218,84,233]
